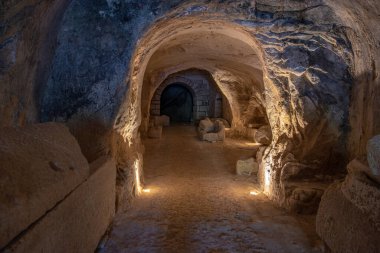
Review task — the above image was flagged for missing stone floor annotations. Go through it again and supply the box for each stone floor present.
[99,125,323,253]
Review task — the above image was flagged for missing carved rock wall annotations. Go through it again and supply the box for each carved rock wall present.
[121,1,355,210]
[0,0,71,127]
[1,0,380,211]
[0,123,116,252]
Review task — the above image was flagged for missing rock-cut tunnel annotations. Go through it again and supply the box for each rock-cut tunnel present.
[1,1,380,253]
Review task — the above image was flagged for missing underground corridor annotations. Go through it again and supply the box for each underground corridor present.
[1,1,380,253]
[100,125,320,252]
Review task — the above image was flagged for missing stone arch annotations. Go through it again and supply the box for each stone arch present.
[149,74,223,123]
[128,20,266,140]
[150,76,198,120]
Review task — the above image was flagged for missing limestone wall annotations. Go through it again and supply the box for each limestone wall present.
[316,136,380,252]
[325,0,380,159]
[2,0,380,211]
[3,156,116,253]
[0,123,89,248]
[0,0,71,127]
[0,123,116,252]
[316,176,380,252]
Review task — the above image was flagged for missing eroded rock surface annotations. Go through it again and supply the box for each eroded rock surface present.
[236,158,259,176]
[367,135,380,182]
[2,0,380,213]
[198,118,215,133]
[317,142,380,252]
[254,125,272,145]
[316,180,380,253]
[3,156,116,253]
[198,119,225,142]
[0,123,89,249]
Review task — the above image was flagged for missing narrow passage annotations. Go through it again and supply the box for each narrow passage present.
[101,126,322,253]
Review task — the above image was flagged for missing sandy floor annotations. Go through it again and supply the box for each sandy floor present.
[100,126,323,253]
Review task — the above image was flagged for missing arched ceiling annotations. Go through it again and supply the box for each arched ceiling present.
[138,26,267,133]
[145,31,263,83]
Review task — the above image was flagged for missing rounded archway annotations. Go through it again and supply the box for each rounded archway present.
[116,14,353,212]
[147,69,230,130]
[160,83,194,123]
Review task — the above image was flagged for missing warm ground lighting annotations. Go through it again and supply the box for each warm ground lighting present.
[142,188,151,193]
[101,126,327,252]
[250,191,259,196]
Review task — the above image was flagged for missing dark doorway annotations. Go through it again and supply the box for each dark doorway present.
[160,84,193,123]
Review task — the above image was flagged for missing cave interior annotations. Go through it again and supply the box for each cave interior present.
[1,1,380,252]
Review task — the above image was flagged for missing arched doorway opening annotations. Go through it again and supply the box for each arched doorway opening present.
[160,83,193,123]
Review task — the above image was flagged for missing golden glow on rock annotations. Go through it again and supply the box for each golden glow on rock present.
[264,155,272,195]
[250,191,259,196]
[134,159,142,194]
[142,188,151,193]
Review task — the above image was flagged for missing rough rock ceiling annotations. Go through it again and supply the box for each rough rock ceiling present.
[142,30,265,132]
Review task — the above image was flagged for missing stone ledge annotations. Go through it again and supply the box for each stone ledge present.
[0,123,89,249]
[316,181,380,253]
[3,156,116,253]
